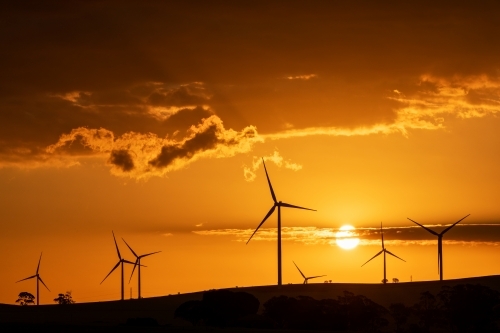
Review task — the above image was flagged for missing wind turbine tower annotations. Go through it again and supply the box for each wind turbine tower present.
[100,231,136,300]
[16,252,50,305]
[407,214,470,281]
[361,223,405,284]
[247,158,316,286]
[122,238,161,299]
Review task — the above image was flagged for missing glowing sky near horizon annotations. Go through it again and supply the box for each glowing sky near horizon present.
[1,1,500,304]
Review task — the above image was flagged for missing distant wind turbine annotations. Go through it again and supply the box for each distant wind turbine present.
[407,214,470,281]
[100,231,136,300]
[293,261,326,284]
[16,252,50,305]
[247,158,316,286]
[122,238,161,299]
[361,223,405,284]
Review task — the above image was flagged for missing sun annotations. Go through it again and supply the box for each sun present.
[335,225,360,250]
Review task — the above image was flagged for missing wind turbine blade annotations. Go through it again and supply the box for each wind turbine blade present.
[36,252,42,274]
[101,261,120,284]
[293,261,306,279]
[280,202,316,211]
[361,250,384,267]
[123,259,140,266]
[407,218,439,236]
[246,205,276,244]
[112,231,121,260]
[129,259,139,283]
[441,214,470,235]
[140,251,162,258]
[122,238,138,258]
[38,276,50,291]
[262,158,277,203]
[16,275,37,283]
[308,275,327,280]
[385,249,406,262]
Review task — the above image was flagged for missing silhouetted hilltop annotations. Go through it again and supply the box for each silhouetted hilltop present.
[1,274,500,331]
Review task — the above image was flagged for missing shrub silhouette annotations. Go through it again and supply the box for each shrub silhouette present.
[412,291,441,332]
[389,302,412,333]
[438,284,500,332]
[263,291,387,331]
[175,300,205,325]
[407,284,500,333]
[175,290,260,327]
[16,292,35,306]
[53,291,75,304]
[126,317,158,326]
[338,291,388,332]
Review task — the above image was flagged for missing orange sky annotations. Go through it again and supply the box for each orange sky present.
[1,1,500,304]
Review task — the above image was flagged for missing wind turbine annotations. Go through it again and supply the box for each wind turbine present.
[247,158,316,286]
[361,223,405,284]
[122,238,161,299]
[16,252,50,305]
[407,214,470,281]
[293,261,326,284]
[100,231,136,300]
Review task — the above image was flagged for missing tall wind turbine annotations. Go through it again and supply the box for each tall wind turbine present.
[122,238,161,299]
[407,214,470,281]
[101,231,135,300]
[16,252,50,305]
[247,158,316,286]
[361,223,405,284]
[293,261,326,284]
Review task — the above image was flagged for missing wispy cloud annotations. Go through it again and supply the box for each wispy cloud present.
[285,74,318,80]
[193,224,500,247]
[243,150,302,182]
[264,74,500,140]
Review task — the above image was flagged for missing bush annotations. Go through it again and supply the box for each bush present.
[263,291,388,332]
[439,284,500,332]
[53,291,75,304]
[16,292,35,306]
[174,290,260,327]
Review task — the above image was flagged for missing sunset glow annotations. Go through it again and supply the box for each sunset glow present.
[335,225,360,250]
[1,2,500,305]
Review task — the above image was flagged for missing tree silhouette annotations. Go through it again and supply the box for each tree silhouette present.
[412,291,441,332]
[438,284,500,332]
[262,292,388,331]
[175,290,260,327]
[16,292,35,306]
[53,291,75,304]
[389,302,411,333]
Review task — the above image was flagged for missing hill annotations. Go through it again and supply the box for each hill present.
[1,275,500,331]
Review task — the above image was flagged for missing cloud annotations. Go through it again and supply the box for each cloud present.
[193,224,500,247]
[46,115,262,180]
[285,74,318,80]
[243,150,303,182]
[3,73,500,180]
[1,2,500,176]
[263,74,500,140]
[49,82,212,122]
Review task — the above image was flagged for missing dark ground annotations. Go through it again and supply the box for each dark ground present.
[2,275,500,331]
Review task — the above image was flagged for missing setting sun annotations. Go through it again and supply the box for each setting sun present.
[335,225,360,250]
